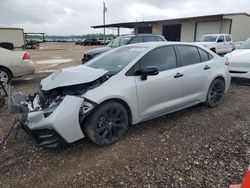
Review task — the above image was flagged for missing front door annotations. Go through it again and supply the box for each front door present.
[135,45,184,119]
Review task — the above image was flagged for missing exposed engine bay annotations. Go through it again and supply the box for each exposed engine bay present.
[37,73,111,109]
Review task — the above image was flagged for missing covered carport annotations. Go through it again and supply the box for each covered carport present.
[91,21,154,36]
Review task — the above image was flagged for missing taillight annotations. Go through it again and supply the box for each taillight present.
[22,52,30,61]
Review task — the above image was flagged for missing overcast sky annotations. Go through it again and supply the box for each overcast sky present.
[0,0,250,35]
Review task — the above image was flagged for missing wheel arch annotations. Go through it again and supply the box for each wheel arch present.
[205,75,226,100]
[214,76,226,89]
[97,98,133,126]
[0,65,13,77]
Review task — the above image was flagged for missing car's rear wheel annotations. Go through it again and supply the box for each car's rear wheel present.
[84,101,129,146]
[0,67,11,85]
[206,78,225,107]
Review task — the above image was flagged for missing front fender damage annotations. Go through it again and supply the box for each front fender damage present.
[27,96,85,143]
[9,92,96,148]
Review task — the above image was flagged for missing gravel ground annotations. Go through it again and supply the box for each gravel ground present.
[0,43,249,187]
[0,76,249,188]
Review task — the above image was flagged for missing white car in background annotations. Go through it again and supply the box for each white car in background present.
[225,38,250,79]
[196,34,234,54]
[0,47,35,84]
[10,42,231,148]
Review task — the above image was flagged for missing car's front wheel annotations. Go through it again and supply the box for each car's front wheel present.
[84,101,129,146]
[206,78,225,107]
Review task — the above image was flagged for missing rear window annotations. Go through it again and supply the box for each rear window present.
[177,45,201,66]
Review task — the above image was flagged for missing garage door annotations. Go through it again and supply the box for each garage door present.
[195,21,221,40]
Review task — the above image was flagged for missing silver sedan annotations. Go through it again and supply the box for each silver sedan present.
[10,42,231,148]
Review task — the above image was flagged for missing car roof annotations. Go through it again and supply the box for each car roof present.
[125,41,201,48]
[120,34,163,38]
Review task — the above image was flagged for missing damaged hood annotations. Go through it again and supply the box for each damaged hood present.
[84,46,111,55]
[41,65,108,91]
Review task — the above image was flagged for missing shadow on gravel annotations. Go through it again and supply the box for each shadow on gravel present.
[231,77,250,86]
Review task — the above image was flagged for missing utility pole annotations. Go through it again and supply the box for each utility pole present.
[103,2,107,37]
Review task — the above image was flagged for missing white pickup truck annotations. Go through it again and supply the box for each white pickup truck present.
[196,34,234,54]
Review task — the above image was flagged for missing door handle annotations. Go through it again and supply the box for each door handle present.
[204,65,211,70]
[174,73,184,78]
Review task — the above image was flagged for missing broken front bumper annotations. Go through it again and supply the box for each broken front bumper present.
[9,92,88,148]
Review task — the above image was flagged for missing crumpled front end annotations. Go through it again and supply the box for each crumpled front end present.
[9,91,96,148]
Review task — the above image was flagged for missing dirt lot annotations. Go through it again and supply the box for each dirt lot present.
[0,42,250,188]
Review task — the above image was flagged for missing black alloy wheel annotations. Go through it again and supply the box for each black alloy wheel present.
[206,79,225,107]
[84,101,129,146]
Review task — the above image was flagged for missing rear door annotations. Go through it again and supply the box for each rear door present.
[176,45,214,104]
[225,35,234,52]
[216,35,226,54]
[135,45,184,119]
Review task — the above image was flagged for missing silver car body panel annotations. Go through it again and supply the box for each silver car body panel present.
[27,95,85,143]
[225,49,250,79]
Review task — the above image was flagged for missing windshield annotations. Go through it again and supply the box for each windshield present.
[85,46,147,73]
[241,39,250,49]
[107,36,132,47]
[197,35,218,42]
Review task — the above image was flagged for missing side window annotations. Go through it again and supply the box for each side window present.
[143,36,155,42]
[217,35,225,42]
[129,37,143,44]
[198,48,209,62]
[226,35,232,42]
[140,46,177,71]
[177,45,201,66]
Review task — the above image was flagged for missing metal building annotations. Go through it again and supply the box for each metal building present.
[0,27,25,48]
[92,13,250,42]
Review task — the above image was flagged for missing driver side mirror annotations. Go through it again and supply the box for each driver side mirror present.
[135,66,159,80]
[217,39,223,43]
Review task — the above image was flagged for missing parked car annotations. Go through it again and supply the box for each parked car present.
[196,34,234,54]
[225,38,250,79]
[81,38,100,46]
[25,40,39,49]
[98,38,105,45]
[10,42,230,148]
[0,47,35,85]
[82,34,166,63]
[75,40,85,45]
[104,38,112,45]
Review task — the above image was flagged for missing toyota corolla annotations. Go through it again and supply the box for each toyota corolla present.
[10,42,231,148]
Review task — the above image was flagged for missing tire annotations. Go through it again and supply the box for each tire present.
[84,101,129,146]
[205,78,225,107]
[0,67,11,85]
